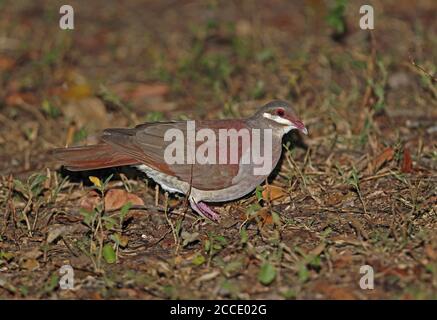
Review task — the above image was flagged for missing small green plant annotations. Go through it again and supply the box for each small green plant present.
[78,174,121,271]
[13,173,48,235]
[258,261,276,286]
[205,233,228,266]
[326,0,347,34]
[41,99,61,118]
[73,127,88,143]
[370,59,388,112]
[144,111,165,122]
[348,167,367,215]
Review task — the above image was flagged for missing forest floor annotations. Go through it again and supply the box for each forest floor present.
[0,0,436,299]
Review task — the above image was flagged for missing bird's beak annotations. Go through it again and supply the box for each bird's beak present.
[288,117,308,135]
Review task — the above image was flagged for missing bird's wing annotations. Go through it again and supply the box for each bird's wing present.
[101,120,250,191]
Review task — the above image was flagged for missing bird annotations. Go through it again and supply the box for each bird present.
[51,100,307,221]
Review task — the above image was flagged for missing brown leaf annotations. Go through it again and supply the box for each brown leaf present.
[323,286,356,300]
[5,92,38,106]
[21,258,40,271]
[381,266,410,278]
[262,185,287,202]
[401,147,413,173]
[80,190,100,211]
[119,235,129,248]
[104,189,144,211]
[0,56,15,71]
[425,244,437,261]
[325,191,343,206]
[370,147,394,173]
[332,254,353,269]
[309,242,326,256]
[313,282,356,299]
[257,207,273,225]
[22,248,42,260]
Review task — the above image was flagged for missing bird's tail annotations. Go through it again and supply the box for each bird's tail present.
[50,143,140,171]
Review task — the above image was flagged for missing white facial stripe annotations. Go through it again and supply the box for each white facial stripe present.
[263,112,293,126]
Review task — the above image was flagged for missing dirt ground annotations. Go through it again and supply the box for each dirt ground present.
[0,0,436,299]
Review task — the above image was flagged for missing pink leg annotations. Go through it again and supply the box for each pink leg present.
[189,199,220,222]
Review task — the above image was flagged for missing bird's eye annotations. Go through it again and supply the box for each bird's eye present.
[276,108,285,117]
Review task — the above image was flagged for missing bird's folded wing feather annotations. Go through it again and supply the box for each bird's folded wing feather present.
[101,121,248,191]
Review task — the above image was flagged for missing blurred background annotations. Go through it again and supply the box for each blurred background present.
[0,0,436,299]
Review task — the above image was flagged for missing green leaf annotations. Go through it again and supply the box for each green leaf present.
[192,253,206,266]
[79,209,94,228]
[223,260,242,275]
[281,289,297,299]
[102,216,117,230]
[256,49,274,63]
[29,173,47,193]
[102,244,116,264]
[255,185,263,202]
[119,201,132,224]
[13,179,28,196]
[240,227,248,244]
[246,203,262,215]
[298,264,310,283]
[41,99,61,118]
[258,262,276,285]
[0,251,14,262]
[213,234,227,246]
[103,174,114,187]
[110,234,121,246]
[144,111,164,122]
[73,127,88,143]
[204,239,211,253]
[326,0,347,33]
[44,274,59,293]
[271,211,281,226]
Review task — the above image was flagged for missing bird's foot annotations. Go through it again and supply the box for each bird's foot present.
[189,199,220,222]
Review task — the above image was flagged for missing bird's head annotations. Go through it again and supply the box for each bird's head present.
[254,100,308,135]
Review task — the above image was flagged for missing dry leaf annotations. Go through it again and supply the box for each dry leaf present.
[80,190,100,211]
[425,244,437,261]
[0,56,15,71]
[309,242,326,256]
[325,191,343,206]
[257,207,273,225]
[315,283,356,300]
[21,258,40,271]
[104,189,144,211]
[262,185,287,202]
[401,147,413,173]
[370,147,394,173]
[332,254,353,269]
[22,248,42,260]
[47,225,74,244]
[5,92,38,106]
[119,235,129,247]
[195,271,220,283]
